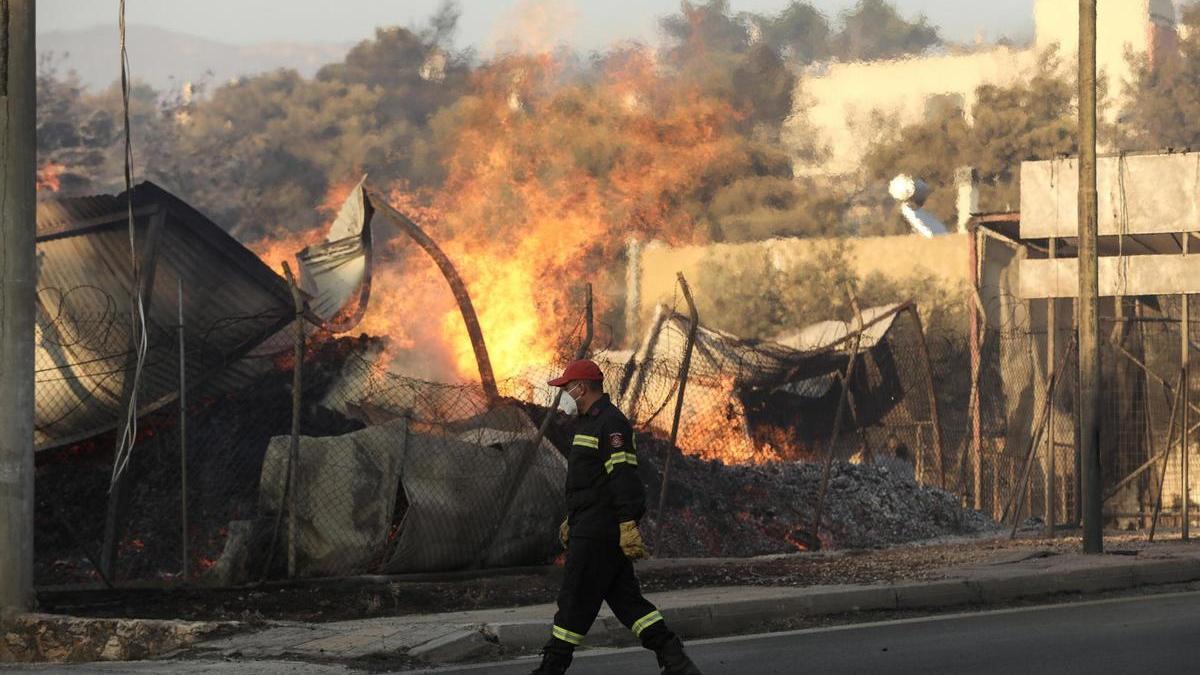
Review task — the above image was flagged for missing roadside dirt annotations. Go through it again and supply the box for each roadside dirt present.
[34,532,1161,624]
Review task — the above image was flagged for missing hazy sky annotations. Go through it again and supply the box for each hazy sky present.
[39,0,1036,49]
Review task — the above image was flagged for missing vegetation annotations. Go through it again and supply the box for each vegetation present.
[1119,3,1200,151]
[36,0,948,244]
[695,241,965,340]
[859,51,1079,232]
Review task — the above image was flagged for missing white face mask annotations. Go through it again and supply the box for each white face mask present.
[562,382,585,415]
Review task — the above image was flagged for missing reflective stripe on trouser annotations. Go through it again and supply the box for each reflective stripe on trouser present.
[549,535,675,652]
[631,610,664,636]
[551,625,585,645]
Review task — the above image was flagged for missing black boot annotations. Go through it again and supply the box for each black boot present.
[655,636,702,675]
[530,648,573,674]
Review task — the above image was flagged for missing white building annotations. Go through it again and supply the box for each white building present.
[790,0,1179,177]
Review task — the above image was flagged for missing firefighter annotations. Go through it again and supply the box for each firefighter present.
[531,359,702,675]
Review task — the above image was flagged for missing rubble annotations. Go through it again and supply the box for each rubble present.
[0,614,228,663]
[635,436,997,557]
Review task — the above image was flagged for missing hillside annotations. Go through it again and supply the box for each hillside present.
[38,24,352,92]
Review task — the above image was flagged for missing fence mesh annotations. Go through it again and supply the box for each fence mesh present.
[40,270,1200,587]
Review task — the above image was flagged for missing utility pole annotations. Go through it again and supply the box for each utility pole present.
[0,0,38,616]
[1078,0,1103,554]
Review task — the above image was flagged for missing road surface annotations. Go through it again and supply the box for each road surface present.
[6,590,1198,673]
[423,590,1200,675]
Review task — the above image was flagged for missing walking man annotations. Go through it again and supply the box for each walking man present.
[532,359,702,675]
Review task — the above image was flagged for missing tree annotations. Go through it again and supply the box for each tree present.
[1120,3,1200,151]
[752,2,832,65]
[861,52,1077,230]
[831,0,940,62]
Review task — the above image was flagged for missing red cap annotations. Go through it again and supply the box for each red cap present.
[547,359,604,387]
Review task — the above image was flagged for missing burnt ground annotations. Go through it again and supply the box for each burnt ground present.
[32,533,1148,625]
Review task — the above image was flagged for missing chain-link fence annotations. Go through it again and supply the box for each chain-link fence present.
[36,284,968,586]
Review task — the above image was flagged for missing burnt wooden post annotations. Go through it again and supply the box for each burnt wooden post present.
[969,223,983,509]
[905,306,946,488]
[654,274,698,549]
[1151,373,1184,541]
[812,285,865,547]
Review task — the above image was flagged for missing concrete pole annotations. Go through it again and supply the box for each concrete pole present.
[1078,0,1103,554]
[0,0,38,617]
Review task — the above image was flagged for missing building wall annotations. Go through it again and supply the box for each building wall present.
[791,0,1176,178]
[793,47,1037,176]
[632,233,970,336]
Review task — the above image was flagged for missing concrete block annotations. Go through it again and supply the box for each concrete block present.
[1051,564,1137,594]
[660,604,713,639]
[892,579,977,609]
[801,586,897,615]
[486,620,549,651]
[1131,559,1200,587]
[971,572,1061,603]
[409,628,497,664]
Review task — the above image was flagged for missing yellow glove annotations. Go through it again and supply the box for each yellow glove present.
[619,521,648,560]
[559,518,569,549]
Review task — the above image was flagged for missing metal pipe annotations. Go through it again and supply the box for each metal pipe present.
[0,0,36,617]
[1078,0,1103,554]
[366,190,499,405]
[969,222,983,510]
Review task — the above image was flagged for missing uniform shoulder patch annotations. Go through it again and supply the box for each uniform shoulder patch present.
[609,432,625,449]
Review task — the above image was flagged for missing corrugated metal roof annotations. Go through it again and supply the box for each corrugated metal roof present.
[34,182,296,450]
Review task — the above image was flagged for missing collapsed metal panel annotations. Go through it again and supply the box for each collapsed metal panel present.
[34,183,295,450]
[257,406,565,576]
[616,304,908,460]
[33,180,375,451]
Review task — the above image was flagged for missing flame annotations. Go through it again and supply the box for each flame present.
[248,48,746,387]
[37,162,65,192]
[247,226,326,276]
[363,49,736,383]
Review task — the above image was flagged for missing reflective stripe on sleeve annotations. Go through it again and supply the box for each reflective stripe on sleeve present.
[604,451,639,473]
[631,610,664,636]
[552,625,586,645]
[573,434,600,449]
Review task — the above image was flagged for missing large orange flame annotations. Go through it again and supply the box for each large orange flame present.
[253,47,747,391]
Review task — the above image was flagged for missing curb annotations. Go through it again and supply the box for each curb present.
[487,557,1200,653]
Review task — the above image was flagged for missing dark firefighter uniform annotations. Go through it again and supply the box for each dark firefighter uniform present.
[535,359,700,675]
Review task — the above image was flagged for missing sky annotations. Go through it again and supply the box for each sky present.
[38,0,1037,49]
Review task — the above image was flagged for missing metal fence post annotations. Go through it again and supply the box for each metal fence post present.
[654,273,698,549]
[178,279,189,580]
[282,262,304,578]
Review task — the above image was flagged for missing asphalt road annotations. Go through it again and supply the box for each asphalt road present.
[422,590,1200,675]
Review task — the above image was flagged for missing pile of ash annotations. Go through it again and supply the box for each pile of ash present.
[523,404,995,557]
[636,438,996,557]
